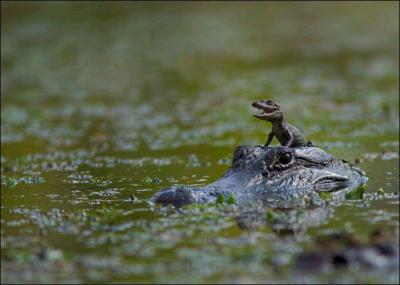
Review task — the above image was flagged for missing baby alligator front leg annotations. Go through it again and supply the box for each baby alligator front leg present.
[265,132,274,146]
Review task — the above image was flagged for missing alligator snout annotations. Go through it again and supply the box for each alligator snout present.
[150,186,196,207]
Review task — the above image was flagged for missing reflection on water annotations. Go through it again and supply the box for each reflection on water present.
[1,2,399,283]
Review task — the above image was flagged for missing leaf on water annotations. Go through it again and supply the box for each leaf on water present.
[142,176,152,184]
[377,187,385,196]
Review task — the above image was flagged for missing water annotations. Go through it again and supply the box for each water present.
[1,2,399,283]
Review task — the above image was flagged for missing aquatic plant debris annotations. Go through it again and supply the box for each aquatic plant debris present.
[1,2,399,284]
[345,185,366,200]
[318,192,332,201]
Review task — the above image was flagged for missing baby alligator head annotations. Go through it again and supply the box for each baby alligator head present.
[150,146,368,208]
[252,99,283,122]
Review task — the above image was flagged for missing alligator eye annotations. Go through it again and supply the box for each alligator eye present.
[279,152,292,165]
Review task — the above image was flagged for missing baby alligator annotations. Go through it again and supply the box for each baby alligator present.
[252,99,313,147]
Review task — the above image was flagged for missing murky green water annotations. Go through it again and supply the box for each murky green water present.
[1,2,399,284]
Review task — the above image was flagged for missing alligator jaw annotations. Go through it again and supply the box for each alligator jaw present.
[252,101,280,120]
[312,174,351,192]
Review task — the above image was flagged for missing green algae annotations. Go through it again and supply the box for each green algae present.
[265,209,276,223]
[216,194,225,205]
[345,184,366,200]
[227,194,236,205]
[318,192,332,201]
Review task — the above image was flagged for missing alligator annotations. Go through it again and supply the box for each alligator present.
[150,145,367,208]
[252,99,313,147]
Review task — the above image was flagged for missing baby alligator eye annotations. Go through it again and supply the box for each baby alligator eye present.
[279,152,292,165]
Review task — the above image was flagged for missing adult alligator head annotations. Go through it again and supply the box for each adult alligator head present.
[150,146,368,208]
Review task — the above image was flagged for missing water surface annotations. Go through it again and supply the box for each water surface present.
[1,2,399,283]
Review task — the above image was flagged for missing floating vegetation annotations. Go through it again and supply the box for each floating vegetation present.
[1,2,398,284]
[216,194,225,205]
[318,192,332,201]
[227,194,236,205]
[142,176,162,184]
[363,151,399,161]
[345,185,366,200]
[265,209,276,223]
[1,175,45,188]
